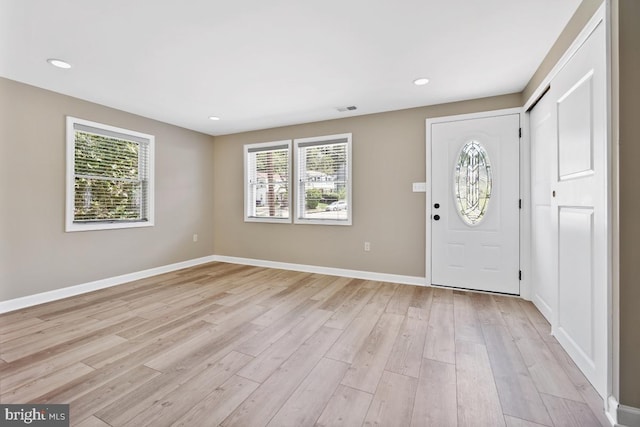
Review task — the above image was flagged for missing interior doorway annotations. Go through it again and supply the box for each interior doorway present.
[529,20,608,397]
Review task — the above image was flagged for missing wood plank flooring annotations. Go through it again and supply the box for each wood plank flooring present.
[0,262,609,426]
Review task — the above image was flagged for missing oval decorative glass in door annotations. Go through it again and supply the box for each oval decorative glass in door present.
[454,140,492,225]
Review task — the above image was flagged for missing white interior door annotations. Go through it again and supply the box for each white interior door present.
[430,113,520,294]
[550,21,607,397]
[530,91,556,322]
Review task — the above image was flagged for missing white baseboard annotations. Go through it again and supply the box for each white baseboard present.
[0,255,217,314]
[5,253,635,424]
[531,294,553,323]
[0,255,426,314]
[608,395,620,426]
[212,255,427,287]
[619,403,640,427]
[607,395,640,427]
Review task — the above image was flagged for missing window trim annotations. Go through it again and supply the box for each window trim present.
[244,139,292,224]
[65,116,155,232]
[294,133,352,226]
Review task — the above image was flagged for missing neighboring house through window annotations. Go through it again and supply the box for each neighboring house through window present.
[294,133,352,225]
[244,140,292,223]
[65,116,154,232]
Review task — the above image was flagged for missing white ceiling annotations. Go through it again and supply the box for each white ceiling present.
[0,0,581,136]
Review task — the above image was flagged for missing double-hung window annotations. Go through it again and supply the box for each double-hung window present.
[244,140,292,223]
[294,133,352,225]
[66,117,154,232]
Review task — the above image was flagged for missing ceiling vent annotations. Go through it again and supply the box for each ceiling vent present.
[336,106,357,112]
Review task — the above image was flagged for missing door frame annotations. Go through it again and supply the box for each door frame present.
[523,2,615,421]
[425,107,527,296]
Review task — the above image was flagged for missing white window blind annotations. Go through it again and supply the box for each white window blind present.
[66,117,154,232]
[244,140,291,223]
[294,133,352,225]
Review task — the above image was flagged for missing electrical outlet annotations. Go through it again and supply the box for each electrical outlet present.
[193,234,198,242]
[364,241,371,252]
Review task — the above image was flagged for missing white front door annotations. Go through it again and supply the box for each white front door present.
[429,113,520,294]
[550,21,607,397]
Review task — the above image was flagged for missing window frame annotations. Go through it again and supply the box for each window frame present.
[294,133,352,226]
[65,116,155,232]
[244,139,292,224]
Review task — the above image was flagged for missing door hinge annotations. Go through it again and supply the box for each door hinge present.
[519,127,522,138]
[519,270,522,281]
[519,199,522,209]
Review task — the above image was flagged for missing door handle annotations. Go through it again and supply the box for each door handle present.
[433,214,440,221]
[434,203,440,209]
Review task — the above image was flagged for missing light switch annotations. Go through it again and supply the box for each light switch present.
[412,182,427,192]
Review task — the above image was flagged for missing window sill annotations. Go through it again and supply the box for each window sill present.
[244,217,292,224]
[65,220,154,232]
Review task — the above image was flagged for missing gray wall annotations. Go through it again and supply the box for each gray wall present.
[212,95,521,278]
[2,0,637,411]
[522,0,604,102]
[0,78,216,301]
[617,0,640,411]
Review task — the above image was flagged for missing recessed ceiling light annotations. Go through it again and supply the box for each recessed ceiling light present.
[47,58,71,69]
[208,116,221,121]
[336,106,357,112]
[413,78,430,86]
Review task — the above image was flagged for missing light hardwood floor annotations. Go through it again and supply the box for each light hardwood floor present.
[0,262,609,426]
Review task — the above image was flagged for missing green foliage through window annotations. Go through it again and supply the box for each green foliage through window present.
[73,131,148,222]
[305,188,322,209]
[295,134,351,224]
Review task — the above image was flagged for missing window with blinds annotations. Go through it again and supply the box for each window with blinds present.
[294,133,352,225]
[65,117,155,232]
[244,140,291,223]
